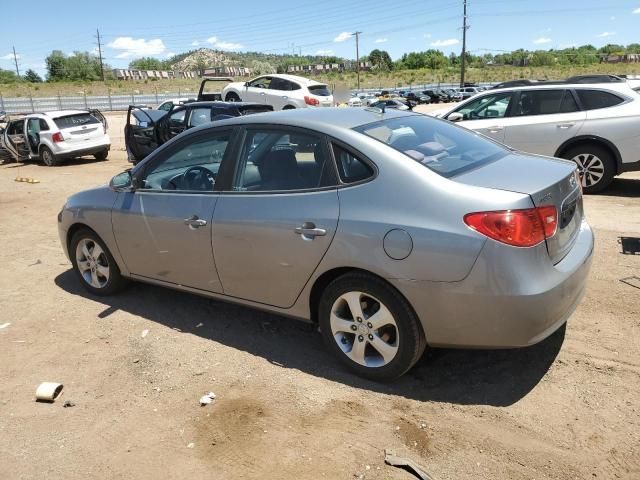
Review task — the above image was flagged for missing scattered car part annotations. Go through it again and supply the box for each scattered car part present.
[35,382,63,402]
[384,449,434,480]
[618,237,640,255]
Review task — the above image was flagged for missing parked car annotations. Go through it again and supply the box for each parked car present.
[370,99,412,110]
[458,86,482,100]
[58,108,592,380]
[358,93,378,106]
[125,101,272,164]
[221,74,333,110]
[404,92,431,104]
[157,98,194,112]
[438,82,640,193]
[0,110,109,166]
[444,88,463,102]
[421,89,448,103]
[348,96,363,107]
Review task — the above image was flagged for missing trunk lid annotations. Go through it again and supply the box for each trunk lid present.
[455,152,583,264]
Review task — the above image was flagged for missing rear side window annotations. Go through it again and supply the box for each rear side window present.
[53,113,100,129]
[332,145,374,183]
[39,119,49,131]
[514,90,578,116]
[188,108,212,127]
[577,90,625,110]
[307,85,331,96]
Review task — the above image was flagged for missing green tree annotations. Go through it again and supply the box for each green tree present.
[0,68,20,83]
[45,50,67,81]
[368,49,393,70]
[23,69,43,83]
[129,57,167,70]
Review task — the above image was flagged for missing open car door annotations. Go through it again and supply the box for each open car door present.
[0,118,29,163]
[124,106,167,164]
[89,109,108,131]
[197,77,233,101]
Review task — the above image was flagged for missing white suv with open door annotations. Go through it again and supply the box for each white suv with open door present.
[437,81,640,193]
[222,74,334,110]
[0,110,110,166]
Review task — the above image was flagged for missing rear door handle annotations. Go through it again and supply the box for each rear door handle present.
[184,215,207,229]
[295,222,327,239]
[557,123,575,129]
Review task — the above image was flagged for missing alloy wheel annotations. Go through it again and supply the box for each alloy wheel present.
[572,153,605,189]
[75,238,110,288]
[329,291,399,368]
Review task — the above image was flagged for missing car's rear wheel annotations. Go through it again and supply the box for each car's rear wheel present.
[40,146,58,166]
[70,228,127,296]
[225,92,240,102]
[318,272,426,381]
[562,143,615,194]
[94,149,109,161]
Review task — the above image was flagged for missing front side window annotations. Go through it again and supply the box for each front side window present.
[514,90,578,116]
[188,108,212,127]
[141,133,230,191]
[452,92,513,120]
[158,102,173,112]
[576,89,625,110]
[169,108,187,128]
[354,115,507,178]
[249,76,271,89]
[233,129,334,191]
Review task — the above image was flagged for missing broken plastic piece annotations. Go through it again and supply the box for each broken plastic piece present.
[199,392,216,406]
[384,449,434,480]
[35,382,63,402]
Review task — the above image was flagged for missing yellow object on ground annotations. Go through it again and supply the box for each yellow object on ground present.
[14,177,40,184]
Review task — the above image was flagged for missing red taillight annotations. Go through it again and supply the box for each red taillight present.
[52,132,64,143]
[464,206,558,247]
[304,95,319,106]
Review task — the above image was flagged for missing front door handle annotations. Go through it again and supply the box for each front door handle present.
[184,215,207,229]
[557,123,575,129]
[295,221,327,239]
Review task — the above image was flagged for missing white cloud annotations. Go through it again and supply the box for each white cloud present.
[533,37,552,44]
[107,37,166,58]
[0,53,21,60]
[596,31,616,38]
[334,32,353,43]
[633,7,640,14]
[375,38,388,43]
[430,38,459,47]
[206,37,243,50]
[315,49,334,55]
[191,40,200,46]
[424,33,432,38]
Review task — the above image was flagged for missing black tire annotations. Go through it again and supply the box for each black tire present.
[318,272,426,381]
[283,105,296,110]
[69,228,128,296]
[40,146,58,166]
[94,149,109,161]
[561,143,615,194]
[225,92,241,102]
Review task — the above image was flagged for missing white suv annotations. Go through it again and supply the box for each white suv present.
[0,110,110,166]
[436,82,640,193]
[222,74,334,110]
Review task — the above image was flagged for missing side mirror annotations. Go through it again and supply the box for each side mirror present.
[244,82,249,88]
[447,112,464,122]
[110,170,135,192]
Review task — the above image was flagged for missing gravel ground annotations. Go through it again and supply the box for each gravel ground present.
[1,110,639,479]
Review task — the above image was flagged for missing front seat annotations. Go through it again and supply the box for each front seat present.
[258,149,302,191]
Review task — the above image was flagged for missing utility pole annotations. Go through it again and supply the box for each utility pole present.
[352,31,362,91]
[12,46,20,77]
[96,29,105,81]
[460,0,468,88]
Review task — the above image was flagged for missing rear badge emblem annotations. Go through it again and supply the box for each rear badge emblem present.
[539,192,553,203]
[569,175,577,188]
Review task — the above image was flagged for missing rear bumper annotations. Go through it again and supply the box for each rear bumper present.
[391,220,594,348]
[51,136,110,159]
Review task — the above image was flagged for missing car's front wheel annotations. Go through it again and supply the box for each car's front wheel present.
[562,143,615,194]
[318,272,426,381]
[225,92,241,102]
[70,228,127,296]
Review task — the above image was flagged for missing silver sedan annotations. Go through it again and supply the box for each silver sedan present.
[58,108,594,381]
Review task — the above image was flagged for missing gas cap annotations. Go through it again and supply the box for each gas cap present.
[383,229,413,260]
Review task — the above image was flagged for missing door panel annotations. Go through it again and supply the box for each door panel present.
[112,192,222,292]
[459,119,506,143]
[212,191,339,307]
[502,112,586,156]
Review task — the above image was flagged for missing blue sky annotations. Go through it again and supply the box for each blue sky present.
[1,0,640,76]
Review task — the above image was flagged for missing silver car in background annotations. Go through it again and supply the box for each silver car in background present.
[58,108,593,381]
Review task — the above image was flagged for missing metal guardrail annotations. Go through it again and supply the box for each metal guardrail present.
[0,92,196,114]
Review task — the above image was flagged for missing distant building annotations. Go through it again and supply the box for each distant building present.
[112,69,198,80]
[600,54,640,64]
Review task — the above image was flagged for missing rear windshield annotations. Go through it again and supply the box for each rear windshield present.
[54,113,100,129]
[353,115,508,178]
[308,85,331,96]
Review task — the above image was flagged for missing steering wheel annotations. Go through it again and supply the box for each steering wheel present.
[180,165,216,191]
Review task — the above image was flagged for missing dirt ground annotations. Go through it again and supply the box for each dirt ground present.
[1,110,639,480]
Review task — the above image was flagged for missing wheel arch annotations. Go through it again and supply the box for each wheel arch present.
[66,223,100,254]
[66,223,126,275]
[555,135,622,174]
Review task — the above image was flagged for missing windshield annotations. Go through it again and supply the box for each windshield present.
[353,115,508,178]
